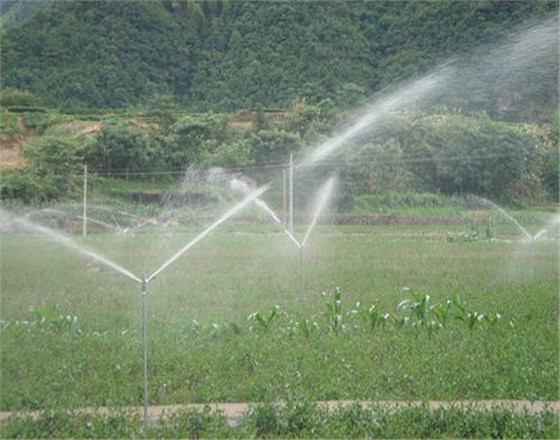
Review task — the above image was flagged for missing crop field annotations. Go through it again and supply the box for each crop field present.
[1,220,558,437]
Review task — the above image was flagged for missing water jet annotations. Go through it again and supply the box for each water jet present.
[255,175,338,301]
[1,183,271,428]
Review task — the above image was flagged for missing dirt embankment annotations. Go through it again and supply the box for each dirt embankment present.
[0,119,103,168]
[0,116,34,167]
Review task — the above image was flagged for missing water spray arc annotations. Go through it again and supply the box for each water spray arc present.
[140,275,148,426]
[255,175,338,301]
[1,183,271,428]
[147,184,270,282]
[468,195,558,242]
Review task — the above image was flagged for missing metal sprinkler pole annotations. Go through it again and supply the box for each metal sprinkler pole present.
[141,275,149,428]
[299,246,304,305]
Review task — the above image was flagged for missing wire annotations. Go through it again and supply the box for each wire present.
[86,150,526,176]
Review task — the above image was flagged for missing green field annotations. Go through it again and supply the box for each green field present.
[1,220,558,437]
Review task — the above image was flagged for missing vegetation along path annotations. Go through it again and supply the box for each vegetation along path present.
[1,400,558,423]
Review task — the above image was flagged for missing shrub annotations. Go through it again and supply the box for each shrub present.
[0,136,83,203]
[0,88,39,107]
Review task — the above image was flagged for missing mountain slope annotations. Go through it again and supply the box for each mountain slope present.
[1,0,557,118]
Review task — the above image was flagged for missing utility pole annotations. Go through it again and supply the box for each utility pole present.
[282,169,287,226]
[289,153,294,234]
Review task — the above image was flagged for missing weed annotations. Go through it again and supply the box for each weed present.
[2,405,556,439]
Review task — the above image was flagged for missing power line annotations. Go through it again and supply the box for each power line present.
[86,150,526,176]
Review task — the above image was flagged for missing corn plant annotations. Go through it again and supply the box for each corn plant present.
[485,215,497,239]
[247,305,282,332]
[1,304,81,334]
[394,290,501,333]
[465,311,485,329]
[288,318,320,339]
[425,319,441,335]
[450,293,467,316]
[392,315,411,329]
[485,312,503,327]
[430,300,452,327]
[322,287,344,332]
[397,288,431,326]
[450,295,493,330]
[33,304,60,323]
[356,304,390,331]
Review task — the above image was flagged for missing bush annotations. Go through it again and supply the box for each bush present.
[0,88,39,107]
[0,136,83,203]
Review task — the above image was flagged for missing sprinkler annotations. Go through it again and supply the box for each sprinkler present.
[1,184,270,429]
[255,175,338,302]
[141,274,148,427]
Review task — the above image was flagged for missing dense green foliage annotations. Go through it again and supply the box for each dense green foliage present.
[1,106,557,205]
[1,0,557,118]
[1,404,557,438]
[0,1,557,205]
[339,111,556,203]
[0,0,53,30]
[0,88,39,107]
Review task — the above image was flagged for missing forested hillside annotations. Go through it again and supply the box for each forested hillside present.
[0,0,53,30]
[1,0,557,120]
[1,1,558,206]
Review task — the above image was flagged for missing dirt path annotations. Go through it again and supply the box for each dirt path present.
[1,400,558,423]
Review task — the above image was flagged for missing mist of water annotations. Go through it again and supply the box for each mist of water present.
[298,17,558,170]
[1,209,142,283]
[298,66,453,169]
[147,183,270,282]
[532,214,560,241]
[301,175,338,248]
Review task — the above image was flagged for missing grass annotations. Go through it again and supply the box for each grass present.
[0,221,558,437]
[1,403,557,438]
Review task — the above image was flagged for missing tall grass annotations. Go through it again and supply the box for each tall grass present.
[1,225,557,413]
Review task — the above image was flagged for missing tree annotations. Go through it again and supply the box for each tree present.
[187,0,204,31]
[246,129,302,166]
[398,112,549,201]
[85,124,160,175]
